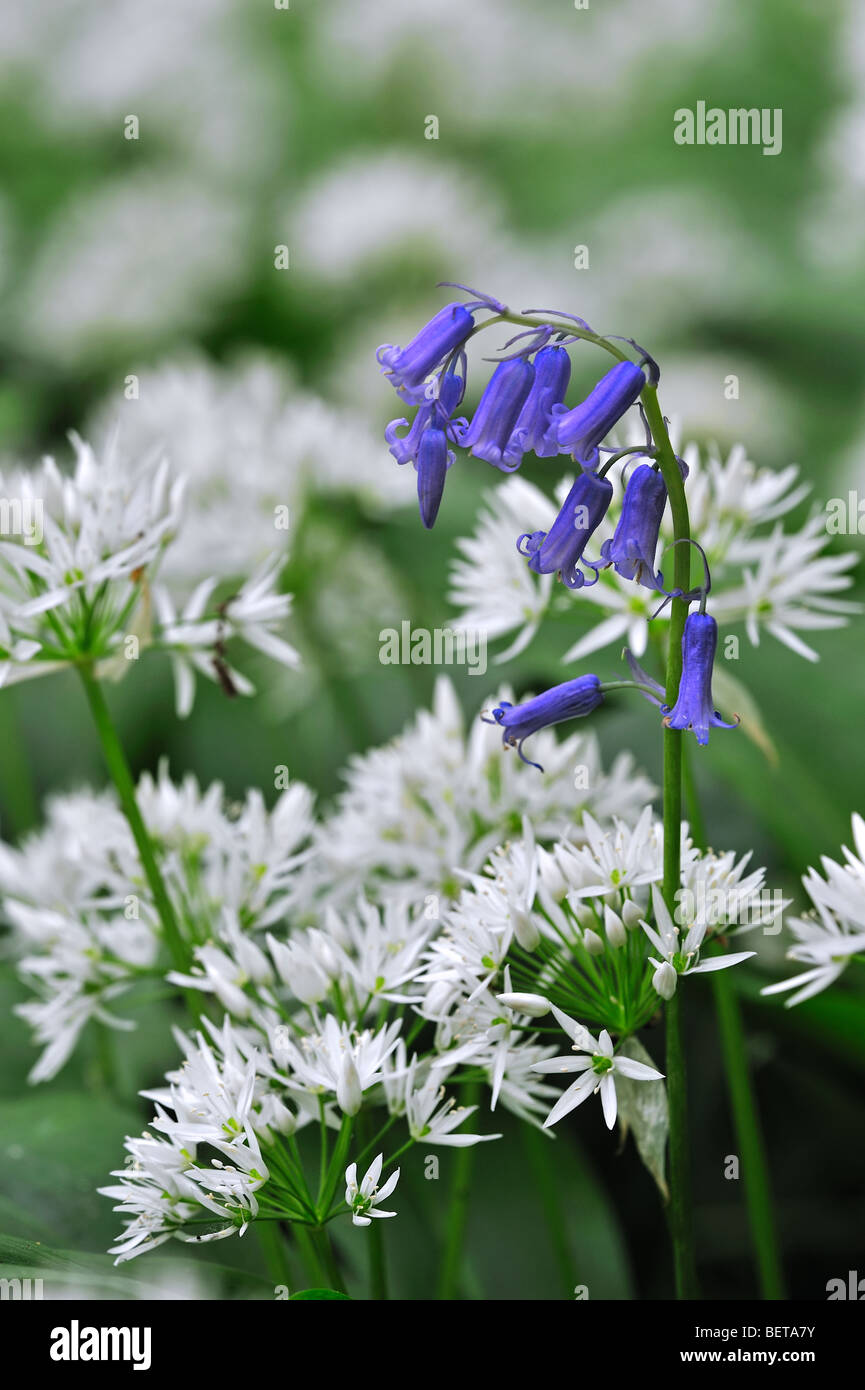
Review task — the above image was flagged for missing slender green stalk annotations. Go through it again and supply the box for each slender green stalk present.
[664,991,697,1297]
[0,692,38,833]
[639,386,699,1300]
[437,1080,480,1299]
[682,746,785,1298]
[367,1219,389,1301]
[292,1225,329,1288]
[311,1226,347,1295]
[711,972,785,1298]
[359,1113,390,1299]
[520,1124,576,1295]
[257,1222,293,1291]
[78,668,195,993]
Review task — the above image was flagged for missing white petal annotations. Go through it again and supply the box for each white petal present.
[600,1073,618,1129]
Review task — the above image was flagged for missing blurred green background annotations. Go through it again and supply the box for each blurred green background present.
[0,0,863,1299]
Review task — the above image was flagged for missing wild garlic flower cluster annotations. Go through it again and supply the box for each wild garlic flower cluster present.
[416,811,778,1131]
[763,813,865,1006]
[1,766,315,1081]
[98,897,499,1261]
[3,675,658,1090]
[0,433,298,712]
[96,796,778,1259]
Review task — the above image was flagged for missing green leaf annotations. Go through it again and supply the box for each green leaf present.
[289,1287,351,1300]
[0,1235,89,1271]
[616,1037,669,1201]
[711,665,777,765]
[0,1090,142,1249]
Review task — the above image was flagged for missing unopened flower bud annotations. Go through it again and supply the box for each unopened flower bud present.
[573,901,598,930]
[258,1095,297,1138]
[538,848,567,902]
[511,903,540,952]
[652,961,678,1000]
[622,900,644,929]
[583,928,605,956]
[497,992,551,1018]
[336,1056,363,1116]
[604,905,626,949]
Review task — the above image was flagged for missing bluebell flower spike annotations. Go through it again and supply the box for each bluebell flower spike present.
[482,675,605,771]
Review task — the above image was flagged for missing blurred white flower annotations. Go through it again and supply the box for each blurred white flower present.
[16,170,248,363]
[89,353,406,596]
[23,0,285,180]
[315,0,732,132]
[289,152,501,285]
[711,515,860,663]
[763,813,865,1005]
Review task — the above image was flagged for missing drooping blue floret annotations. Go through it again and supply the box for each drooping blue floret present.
[500,345,572,471]
[662,612,738,745]
[415,428,453,530]
[518,470,613,589]
[385,371,465,467]
[483,675,604,770]
[547,361,645,467]
[457,358,535,469]
[377,303,474,402]
[600,463,667,590]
